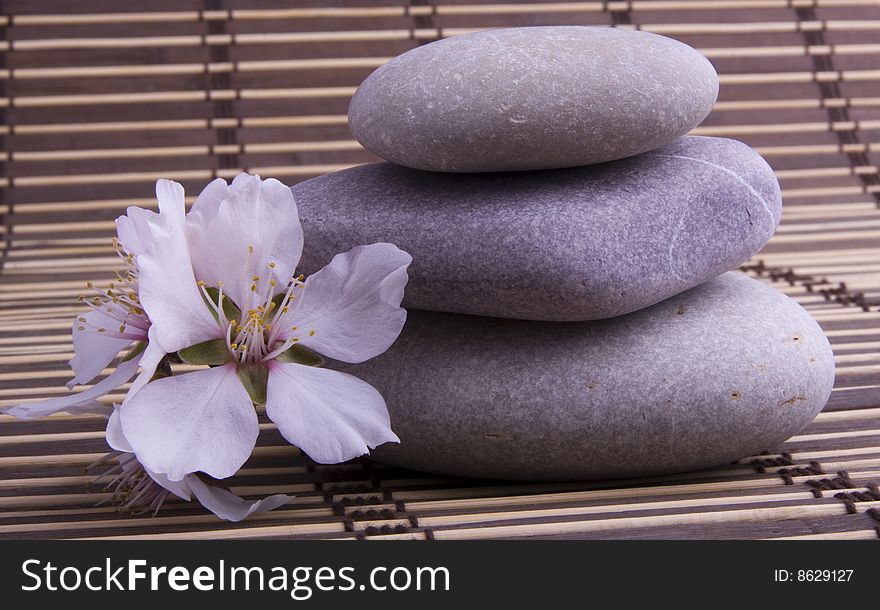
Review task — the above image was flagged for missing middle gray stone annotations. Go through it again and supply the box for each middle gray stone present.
[293,136,781,321]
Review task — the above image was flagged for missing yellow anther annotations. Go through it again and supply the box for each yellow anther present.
[197,280,206,286]
[77,326,85,331]
[252,275,260,282]
[292,337,300,342]
[268,262,276,268]
[97,328,106,333]
[309,330,316,337]
[230,343,238,350]
[250,284,257,292]
[248,245,254,254]
[218,280,225,287]
[77,317,86,322]
[291,325,297,330]
[86,281,94,288]
[269,279,277,287]
[119,324,126,332]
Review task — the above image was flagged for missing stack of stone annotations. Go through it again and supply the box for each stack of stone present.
[292,27,835,480]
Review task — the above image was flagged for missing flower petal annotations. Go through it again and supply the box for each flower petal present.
[182,177,229,274]
[265,362,399,464]
[186,475,290,522]
[277,243,411,363]
[115,205,158,256]
[68,310,139,387]
[187,174,303,310]
[120,363,258,481]
[137,184,220,354]
[105,405,133,452]
[2,357,139,419]
[155,178,186,220]
[187,177,228,229]
[125,326,165,399]
[145,467,193,502]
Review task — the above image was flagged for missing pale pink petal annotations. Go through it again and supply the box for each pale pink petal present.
[145,467,193,501]
[114,206,158,256]
[125,326,165,400]
[276,243,411,363]
[69,310,141,386]
[183,178,229,276]
[187,177,228,228]
[2,357,139,419]
[186,475,291,522]
[120,363,258,481]
[155,178,186,219]
[265,362,399,464]
[137,190,220,354]
[105,405,132,452]
[187,174,303,310]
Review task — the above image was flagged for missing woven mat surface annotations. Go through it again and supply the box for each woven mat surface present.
[1,1,879,540]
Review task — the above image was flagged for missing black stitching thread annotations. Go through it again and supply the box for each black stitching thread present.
[804,470,857,498]
[795,4,880,208]
[742,261,875,311]
[203,0,239,178]
[804,475,880,534]
[778,459,825,486]
[409,1,439,44]
[749,451,795,474]
[316,462,422,538]
[833,481,880,515]
[864,508,880,538]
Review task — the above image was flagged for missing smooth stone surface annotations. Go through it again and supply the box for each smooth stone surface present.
[293,136,781,321]
[336,273,834,481]
[348,26,719,172]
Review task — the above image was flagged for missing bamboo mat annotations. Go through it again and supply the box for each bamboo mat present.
[1,1,879,540]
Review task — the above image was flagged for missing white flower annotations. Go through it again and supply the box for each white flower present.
[1,192,167,419]
[118,173,411,483]
[100,406,290,522]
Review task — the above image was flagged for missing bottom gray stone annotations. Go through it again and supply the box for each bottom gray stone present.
[337,273,835,480]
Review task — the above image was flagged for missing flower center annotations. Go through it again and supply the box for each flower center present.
[93,451,170,515]
[197,248,312,364]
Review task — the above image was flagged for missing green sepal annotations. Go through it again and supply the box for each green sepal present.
[178,338,232,366]
[151,356,173,382]
[202,286,242,323]
[275,344,324,367]
[237,362,269,406]
[120,340,147,362]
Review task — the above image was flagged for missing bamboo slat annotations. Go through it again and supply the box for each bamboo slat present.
[1,0,879,540]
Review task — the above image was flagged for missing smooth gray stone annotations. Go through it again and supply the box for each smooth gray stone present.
[337,273,834,481]
[348,26,718,172]
[293,136,781,321]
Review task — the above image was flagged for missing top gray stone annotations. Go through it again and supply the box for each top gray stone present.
[348,26,719,172]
